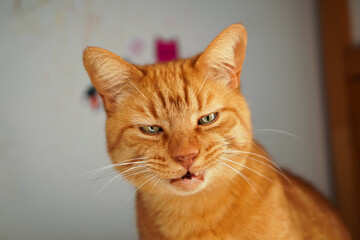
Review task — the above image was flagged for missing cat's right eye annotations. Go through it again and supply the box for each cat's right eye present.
[198,112,218,125]
[140,126,163,134]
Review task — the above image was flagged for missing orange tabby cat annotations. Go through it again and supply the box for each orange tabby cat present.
[83,24,350,239]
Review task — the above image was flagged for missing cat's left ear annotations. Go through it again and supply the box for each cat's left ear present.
[83,47,143,112]
[196,23,247,89]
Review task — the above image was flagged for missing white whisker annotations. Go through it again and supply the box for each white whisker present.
[223,149,283,172]
[223,144,291,184]
[93,164,149,198]
[216,136,234,143]
[83,171,117,199]
[219,156,280,187]
[254,128,302,142]
[150,175,162,193]
[94,173,122,197]
[217,159,260,198]
[224,150,273,164]
[122,174,158,208]
[87,160,148,180]
[125,76,150,103]
[122,169,151,179]
[197,71,211,97]
[79,157,149,177]
[247,157,290,183]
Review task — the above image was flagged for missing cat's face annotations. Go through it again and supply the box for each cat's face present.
[83,24,252,195]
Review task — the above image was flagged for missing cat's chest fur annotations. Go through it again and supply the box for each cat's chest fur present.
[136,167,346,240]
[136,159,300,240]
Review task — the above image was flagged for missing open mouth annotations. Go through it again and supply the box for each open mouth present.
[170,171,205,192]
[171,171,204,182]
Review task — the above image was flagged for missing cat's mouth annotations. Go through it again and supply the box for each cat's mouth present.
[170,171,205,192]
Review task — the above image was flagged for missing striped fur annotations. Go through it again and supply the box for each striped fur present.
[83,24,350,240]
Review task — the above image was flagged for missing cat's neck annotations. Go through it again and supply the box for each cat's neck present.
[136,150,285,239]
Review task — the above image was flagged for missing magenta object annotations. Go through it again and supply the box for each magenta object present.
[156,39,178,62]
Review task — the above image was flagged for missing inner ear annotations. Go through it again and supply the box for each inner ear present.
[196,23,247,89]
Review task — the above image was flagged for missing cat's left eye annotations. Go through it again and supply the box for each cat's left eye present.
[140,126,163,134]
[198,112,218,125]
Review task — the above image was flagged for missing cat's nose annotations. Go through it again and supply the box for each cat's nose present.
[169,138,199,170]
[173,150,199,170]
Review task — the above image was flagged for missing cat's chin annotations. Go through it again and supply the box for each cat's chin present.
[169,171,206,195]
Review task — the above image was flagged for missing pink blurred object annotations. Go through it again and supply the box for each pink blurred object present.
[156,39,178,62]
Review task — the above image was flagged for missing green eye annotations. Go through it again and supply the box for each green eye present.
[140,126,163,134]
[198,112,218,125]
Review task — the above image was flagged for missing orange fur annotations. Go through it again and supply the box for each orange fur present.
[83,24,351,239]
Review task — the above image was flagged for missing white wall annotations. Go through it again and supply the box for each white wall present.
[0,1,330,239]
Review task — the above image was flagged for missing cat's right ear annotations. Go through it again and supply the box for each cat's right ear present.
[83,47,143,112]
[196,24,247,89]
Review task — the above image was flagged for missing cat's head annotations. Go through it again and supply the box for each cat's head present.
[83,24,253,196]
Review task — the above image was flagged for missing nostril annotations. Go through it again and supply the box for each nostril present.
[177,156,185,161]
[175,153,197,161]
[174,153,198,170]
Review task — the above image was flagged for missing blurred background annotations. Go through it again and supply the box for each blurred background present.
[0,0,359,239]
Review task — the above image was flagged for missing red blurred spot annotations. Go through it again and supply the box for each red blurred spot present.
[156,39,178,62]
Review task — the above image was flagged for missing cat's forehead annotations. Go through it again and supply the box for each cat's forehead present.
[144,63,199,109]
[130,60,221,125]
[142,60,197,86]
[141,61,199,102]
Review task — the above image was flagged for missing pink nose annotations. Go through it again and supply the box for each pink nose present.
[173,151,199,170]
[169,138,199,170]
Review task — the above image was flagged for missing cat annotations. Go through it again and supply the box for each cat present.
[83,24,351,239]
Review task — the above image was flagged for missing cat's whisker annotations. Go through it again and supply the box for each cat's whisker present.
[216,159,261,198]
[122,174,158,208]
[246,157,291,183]
[124,76,150,103]
[94,173,122,197]
[86,160,148,180]
[221,140,257,150]
[120,164,149,174]
[79,165,115,178]
[223,141,284,170]
[122,169,152,179]
[93,171,117,181]
[119,157,150,163]
[229,140,265,152]
[82,170,118,199]
[79,157,149,177]
[216,136,234,143]
[85,162,148,186]
[219,156,282,188]
[79,170,117,186]
[150,175,162,193]
[254,128,303,142]
[197,71,211,98]
[222,149,289,183]
[95,164,149,197]
[93,164,150,197]
[224,149,273,165]
[223,149,284,174]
